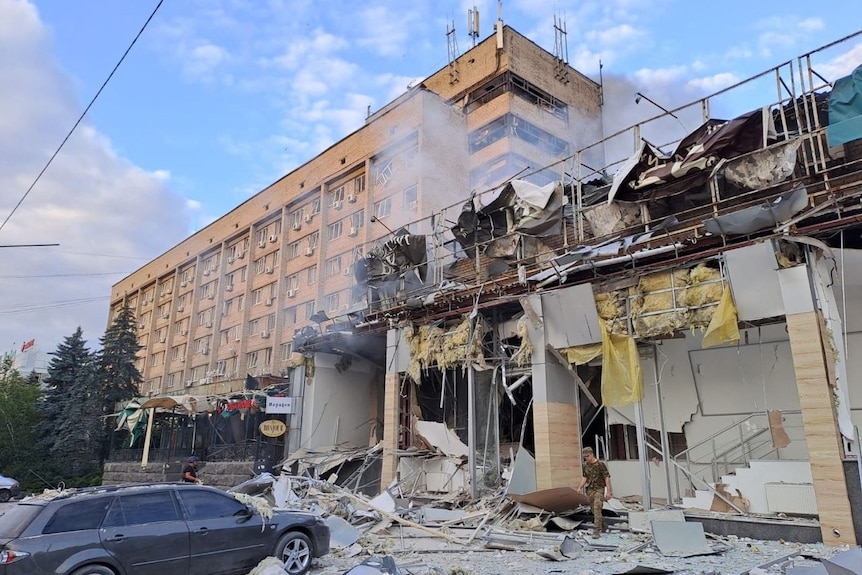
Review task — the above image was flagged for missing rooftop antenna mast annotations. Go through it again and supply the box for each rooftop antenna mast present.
[553,13,570,84]
[468,5,480,47]
[447,18,460,85]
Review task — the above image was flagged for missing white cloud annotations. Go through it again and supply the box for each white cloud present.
[0,0,190,352]
[817,43,862,81]
[686,72,740,93]
[634,65,688,86]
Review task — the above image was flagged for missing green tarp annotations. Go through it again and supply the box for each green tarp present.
[827,64,862,147]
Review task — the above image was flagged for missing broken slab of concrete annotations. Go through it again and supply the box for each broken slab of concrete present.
[652,520,717,557]
[628,508,685,533]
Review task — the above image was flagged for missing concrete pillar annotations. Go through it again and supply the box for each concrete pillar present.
[780,263,857,546]
[380,372,400,487]
[526,295,581,489]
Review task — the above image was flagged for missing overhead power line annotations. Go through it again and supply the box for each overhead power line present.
[0,0,165,234]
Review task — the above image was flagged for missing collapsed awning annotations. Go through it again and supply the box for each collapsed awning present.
[138,394,215,413]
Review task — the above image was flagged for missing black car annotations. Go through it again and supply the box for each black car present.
[0,482,329,575]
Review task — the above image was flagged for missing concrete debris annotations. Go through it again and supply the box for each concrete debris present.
[226,454,855,575]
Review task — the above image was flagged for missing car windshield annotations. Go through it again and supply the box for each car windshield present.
[0,504,43,538]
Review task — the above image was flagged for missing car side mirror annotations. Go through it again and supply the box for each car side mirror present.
[235,505,253,523]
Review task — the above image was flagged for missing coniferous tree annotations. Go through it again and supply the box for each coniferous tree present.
[97,303,143,459]
[0,356,43,488]
[36,328,103,481]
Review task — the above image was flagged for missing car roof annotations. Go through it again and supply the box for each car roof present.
[32,482,222,503]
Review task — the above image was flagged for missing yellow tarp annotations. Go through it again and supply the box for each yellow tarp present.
[600,319,644,407]
[701,285,740,348]
[564,343,602,365]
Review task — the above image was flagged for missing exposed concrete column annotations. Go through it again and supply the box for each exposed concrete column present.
[780,264,857,546]
[525,295,581,489]
[381,328,409,487]
[380,372,400,487]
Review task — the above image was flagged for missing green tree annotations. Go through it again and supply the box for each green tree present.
[0,355,43,489]
[97,303,143,457]
[36,328,103,482]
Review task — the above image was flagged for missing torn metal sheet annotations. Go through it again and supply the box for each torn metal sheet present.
[343,555,403,575]
[506,449,536,494]
[549,516,583,531]
[778,264,814,315]
[628,509,685,533]
[542,283,602,347]
[788,565,830,575]
[704,184,808,236]
[823,547,862,575]
[651,521,716,557]
[559,536,583,557]
[610,109,774,203]
[420,508,467,524]
[508,487,589,513]
[326,514,362,549]
[719,138,801,190]
[608,565,673,575]
[414,421,469,457]
[724,241,784,321]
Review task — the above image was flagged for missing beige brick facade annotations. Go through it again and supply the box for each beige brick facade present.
[110,26,602,399]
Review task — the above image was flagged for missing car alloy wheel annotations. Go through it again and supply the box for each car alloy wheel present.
[276,532,312,575]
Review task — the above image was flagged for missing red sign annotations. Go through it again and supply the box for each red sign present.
[226,399,257,410]
[21,339,35,352]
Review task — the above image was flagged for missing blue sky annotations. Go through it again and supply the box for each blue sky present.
[1,0,860,355]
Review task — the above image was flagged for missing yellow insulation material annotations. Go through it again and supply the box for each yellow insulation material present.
[511,316,534,367]
[701,285,740,348]
[404,317,488,383]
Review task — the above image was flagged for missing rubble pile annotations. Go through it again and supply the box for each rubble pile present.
[230,472,857,575]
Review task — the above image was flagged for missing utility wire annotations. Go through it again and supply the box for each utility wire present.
[0,0,165,234]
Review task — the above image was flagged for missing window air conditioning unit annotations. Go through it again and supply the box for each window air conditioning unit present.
[304,214,313,223]
[186,381,194,387]
[264,298,274,307]
[343,268,351,276]
[207,293,215,300]
[269,235,278,243]
[258,239,266,248]
[203,269,210,276]
[347,194,357,203]
[180,329,188,336]
[265,267,274,274]
[333,200,343,210]
[227,256,234,264]
[237,251,245,259]
[159,336,166,343]
[293,223,302,231]
[179,357,185,363]
[225,285,233,292]
[287,289,297,298]
[305,247,314,257]
[205,320,213,328]
[138,322,145,329]
[180,281,188,287]
[261,331,270,339]
[177,304,185,312]
[348,226,358,237]
[201,348,209,355]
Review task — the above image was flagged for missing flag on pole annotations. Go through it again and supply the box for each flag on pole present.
[21,339,35,352]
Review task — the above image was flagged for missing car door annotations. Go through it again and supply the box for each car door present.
[178,488,276,575]
[100,490,190,575]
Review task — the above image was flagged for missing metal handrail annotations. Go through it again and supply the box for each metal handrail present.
[673,413,762,462]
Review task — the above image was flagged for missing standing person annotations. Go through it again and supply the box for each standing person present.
[576,446,612,538]
[182,456,202,484]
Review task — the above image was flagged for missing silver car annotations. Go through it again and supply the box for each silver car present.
[0,476,19,503]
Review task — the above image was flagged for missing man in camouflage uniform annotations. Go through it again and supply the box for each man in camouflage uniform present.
[576,446,612,538]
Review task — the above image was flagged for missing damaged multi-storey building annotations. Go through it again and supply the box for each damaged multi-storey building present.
[107,20,862,546]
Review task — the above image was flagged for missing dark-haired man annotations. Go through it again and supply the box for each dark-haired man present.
[576,446,612,538]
